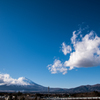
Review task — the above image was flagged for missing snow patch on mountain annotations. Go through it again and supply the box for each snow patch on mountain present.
[0,74,35,86]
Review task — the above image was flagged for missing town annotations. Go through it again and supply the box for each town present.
[0,91,100,100]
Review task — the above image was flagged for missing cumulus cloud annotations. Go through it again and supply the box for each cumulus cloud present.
[62,42,72,55]
[48,28,100,74]
[47,59,67,75]
[0,74,30,85]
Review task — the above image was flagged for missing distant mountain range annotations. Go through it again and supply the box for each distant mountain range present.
[0,77,100,93]
[54,84,100,93]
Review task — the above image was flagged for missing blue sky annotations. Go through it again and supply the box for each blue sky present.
[0,0,100,88]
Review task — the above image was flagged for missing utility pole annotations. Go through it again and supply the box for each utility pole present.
[48,86,49,97]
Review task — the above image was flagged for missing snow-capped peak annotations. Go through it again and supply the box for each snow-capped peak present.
[18,77,35,85]
[0,74,36,86]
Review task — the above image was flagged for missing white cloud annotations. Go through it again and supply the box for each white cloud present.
[71,31,77,46]
[47,59,67,75]
[65,31,100,69]
[0,74,30,85]
[48,29,100,74]
[62,42,72,55]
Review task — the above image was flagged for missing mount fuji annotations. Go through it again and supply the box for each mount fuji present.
[0,77,47,92]
[0,75,100,93]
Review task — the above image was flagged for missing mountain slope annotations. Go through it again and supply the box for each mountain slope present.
[0,77,100,93]
[53,84,100,93]
[0,77,47,92]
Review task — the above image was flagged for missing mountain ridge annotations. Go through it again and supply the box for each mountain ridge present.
[0,77,100,93]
